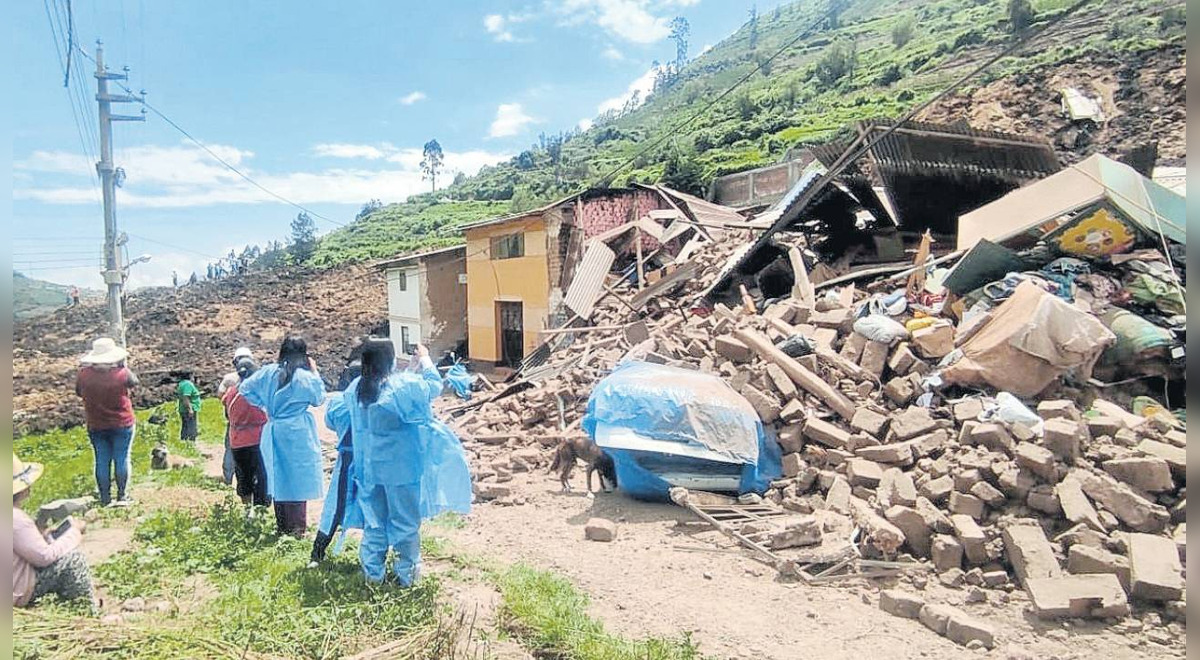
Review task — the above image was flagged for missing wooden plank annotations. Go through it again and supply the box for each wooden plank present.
[733,328,857,421]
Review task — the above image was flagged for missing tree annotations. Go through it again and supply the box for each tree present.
[452,171,468,187]
[1008,0,1034,36]
[545,132,565,184]
[669,17,690,68]
[420,139,444,192]
[814,40,856,88]
[748,4,759,50]
[289,212,318,263]
[356,199,383,221]
[660,151,706,197]
[735,92,756,120]
[892,15,916,47]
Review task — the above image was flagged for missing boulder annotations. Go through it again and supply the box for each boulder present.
[584,518,618,542]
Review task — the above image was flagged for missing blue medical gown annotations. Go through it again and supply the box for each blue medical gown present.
[318,392,364,539]
[240,364,326,502]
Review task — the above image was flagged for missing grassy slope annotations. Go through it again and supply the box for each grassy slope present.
[14,271,71,320]
[311,0,1180,266]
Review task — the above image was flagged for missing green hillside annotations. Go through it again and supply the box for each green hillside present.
[311,0,1182,266]
[13,271,72,320]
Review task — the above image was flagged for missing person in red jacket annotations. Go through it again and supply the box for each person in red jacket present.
[75,337,139,507]
[222,356,270,506]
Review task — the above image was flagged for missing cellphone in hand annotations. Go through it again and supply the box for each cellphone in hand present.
[50,518,73,540]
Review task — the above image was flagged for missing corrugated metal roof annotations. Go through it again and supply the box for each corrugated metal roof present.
[563,241,616,318]
[374,244,465,270]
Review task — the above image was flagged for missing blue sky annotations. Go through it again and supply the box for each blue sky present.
[13,0,782,288]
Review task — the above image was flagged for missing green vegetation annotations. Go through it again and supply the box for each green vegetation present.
[497,564,702,660]
[14,401,227,513]
[296,0,1180,270]
[13,271,73,320]
[17,500,455,659]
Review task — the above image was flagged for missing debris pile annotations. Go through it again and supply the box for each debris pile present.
[446,147,1185,648]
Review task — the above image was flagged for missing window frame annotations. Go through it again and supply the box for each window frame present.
[490,232,525,260]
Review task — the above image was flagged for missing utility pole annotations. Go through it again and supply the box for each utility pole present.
[93,41,143,346]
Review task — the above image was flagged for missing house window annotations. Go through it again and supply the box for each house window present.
[490,233,525,260]
[397,271,407,291]
[400,326,412,354]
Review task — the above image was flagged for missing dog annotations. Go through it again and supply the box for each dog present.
[150,443,195,471]
[548,437,617,493]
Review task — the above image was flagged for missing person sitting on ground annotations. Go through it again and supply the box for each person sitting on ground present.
[12,453,98,612]
[222,356,270,507]
[218,347,255,485]
[343,339,471,586]
[176,372,202,443]
[75,337,138,507]
[239,336,326,537]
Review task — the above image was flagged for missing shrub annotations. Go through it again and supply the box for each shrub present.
[892,16,916,47]
[814,40,856,88]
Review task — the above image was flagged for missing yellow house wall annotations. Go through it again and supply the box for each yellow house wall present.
[465,215,550,363]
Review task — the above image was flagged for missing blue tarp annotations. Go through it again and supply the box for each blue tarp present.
[583,362,782,501]
[444,363,474,399]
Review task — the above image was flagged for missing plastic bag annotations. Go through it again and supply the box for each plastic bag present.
[444,363,474,400]
[776,334,816,358]
[985,392,1044,437]
[853,314,909,344]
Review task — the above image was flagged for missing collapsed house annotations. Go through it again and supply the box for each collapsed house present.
[436,117,1186,650]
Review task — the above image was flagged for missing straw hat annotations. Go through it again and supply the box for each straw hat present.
[13,453,44,496]
[80,337,128,365]
[233,346,253,360]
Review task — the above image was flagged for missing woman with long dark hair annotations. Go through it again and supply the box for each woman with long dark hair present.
[239,336,326,536]
[341,337,471,585]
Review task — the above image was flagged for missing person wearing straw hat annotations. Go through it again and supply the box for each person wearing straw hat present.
[75,337,140,507]
[12,453,97,610]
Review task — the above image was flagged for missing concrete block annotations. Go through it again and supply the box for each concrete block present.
[882,374,920,406]
[840,331,868,362]
[887,343,918,375]
[779,399,806,424]
[1067,544,1131,592]
[1014,443,1057,481]
[970,481,1007,508]
[1079,472,1170,533]
[765,363,798,400]
[855,441,916,465]
[825,476,852,514]
[850,407,890,437]
[950,514,988,566]
[714,336,753,363]
[944,610,996,649]
[1003,524,1062,586]
[859,340,890,378]
[1036,399,1080,421]
[890,406,938,441]
[1128,532,1184,601]
[1102,457,1174,493]
[1136,439,1185,477]
[910,323,954,359]
[1026,485,1062,516]
[1056,476,1104,532]
[918,603,954,635]
[919,475,954,503]
[803,418,851,449]
[952,398,983,424]
[781,453,805,478]
[767,516,822,550]
[778,425,805,453]
[879,589,924,619]
[886,505,932,556]
[742,385,782,424]
[931,534,963,572]
[968,423,1015,453]
[1025,574,1130,619]
[847,458,884,488]
[878,468,917,508]
[997,466,1037,500]
[1043,418,1084,463]
[949,491,986,520]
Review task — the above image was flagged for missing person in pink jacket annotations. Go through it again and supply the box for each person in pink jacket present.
[11,453,97,611]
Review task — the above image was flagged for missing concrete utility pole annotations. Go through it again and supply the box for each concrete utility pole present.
[93,41,143,346]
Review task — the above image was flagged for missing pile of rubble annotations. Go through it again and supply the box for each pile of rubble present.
[444,169,1185,650]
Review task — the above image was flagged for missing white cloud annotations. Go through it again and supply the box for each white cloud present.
[484,14,518,42]
[14,141,511,209]
[601,45,625,61]
[398,91,427,105]
[597,66,657,115]
[488,103,537,138]
[556,0,671,43]
[577,118,595,131]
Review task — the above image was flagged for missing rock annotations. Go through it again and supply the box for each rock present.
[35,497,94,527]
[850,407,890,437]
[1067,544,1131,592]
[879,589,925,619]
[765,363,798,399]
[944,611,996,649]
[951,514,989,566]
[883,374,920,406]
[997,466,1037,500]
[953,399,984,424]
[931,534,964,572]
[714,336,753,363]
[803,418,851,449]
[1026,485,1062,516]
[855,441,916,465]
[1014,443,1057,481]
[887,343,919,375]
[825,476,852,514]
[970,481,1007,508]
[847,458,884,488]
[584,518,617,542]
[859,340,890,378]
[1025,574,1130,619]
[1003,524,1062,586]
[910,323,954,359]
[1102,457,1174,493]
[949,491,986,520]
[891,407,938,441]
[1085,415,1124,438]
[879,468,917,508]
[1127,532,1184,601]
[781,453,806,478]
[1043,418,1084,463]
[918,603,955,635]
[742,385,782,424]
[920,475,954,503]
[475,483,512,500]
[1135,439,1185,477]
[968,423,1015,453]
[1056,476,1104,532]
[1037,400,1080,422]
[767,516,822,550]
[886,505,932,556]
[121,597,147,612]
[1079,472,1170,533]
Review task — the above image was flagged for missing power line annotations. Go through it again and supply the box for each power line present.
[125,231,225,260]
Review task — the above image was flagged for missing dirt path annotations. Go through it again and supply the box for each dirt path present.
[442,468,1177,660]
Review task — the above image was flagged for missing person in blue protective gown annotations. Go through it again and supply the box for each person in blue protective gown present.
[342,338,472,585]
[239,336,326,537]
[309,386,361,565]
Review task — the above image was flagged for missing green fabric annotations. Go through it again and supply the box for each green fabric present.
[177,380,201,415]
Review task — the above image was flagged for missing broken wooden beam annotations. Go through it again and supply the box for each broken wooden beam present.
[732,328,857,421]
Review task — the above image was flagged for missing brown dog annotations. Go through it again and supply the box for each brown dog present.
[549,437,617,493]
